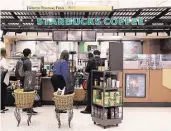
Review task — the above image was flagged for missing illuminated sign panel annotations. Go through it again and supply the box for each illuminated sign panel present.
[37,18,144,26]
[27,6,113,11]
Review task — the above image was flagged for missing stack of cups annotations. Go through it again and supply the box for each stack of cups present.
[111,79,120,89]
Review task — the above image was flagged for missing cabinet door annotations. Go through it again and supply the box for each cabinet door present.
[109,42,123,71]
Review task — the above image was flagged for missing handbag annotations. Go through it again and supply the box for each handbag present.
[64,72,76,95]
[24,71,40,101]
[24,71,36,91]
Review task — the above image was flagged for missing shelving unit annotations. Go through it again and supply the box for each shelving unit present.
[91,70,123,129]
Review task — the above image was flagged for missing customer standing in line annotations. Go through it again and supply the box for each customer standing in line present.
[16,48,38,114]
[0,48,9,113]
[81,50,101,114]
[51,50,73,113]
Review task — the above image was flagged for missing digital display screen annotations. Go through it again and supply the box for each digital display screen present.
[68,31,81,41]
[53,31,67,41]
[82,30,96,41]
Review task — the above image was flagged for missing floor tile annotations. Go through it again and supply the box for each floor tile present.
[1,106,171,131]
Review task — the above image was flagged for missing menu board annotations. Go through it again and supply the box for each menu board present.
[87,45,97,52]
[149,54,161,69]
[53,31,67,41]
[123,41,142,54]
[138,54,150,69]
[161,55,171,61]
[125,74,146,98]
[161,55,171,69]
[82,30,96,41]
[68,31,81,41]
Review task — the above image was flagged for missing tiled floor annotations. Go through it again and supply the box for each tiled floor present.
[1,106,171,131]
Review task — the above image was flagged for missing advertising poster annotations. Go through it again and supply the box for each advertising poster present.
[123,41,142,61]
[125,74,146,98]
[36,41,58,62]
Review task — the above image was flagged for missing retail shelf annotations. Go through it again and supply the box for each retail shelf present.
[93,103,122,108]
[92,70,120,74]
[92,116,122,128]
[93,86,121,91]
[91,70,123,129]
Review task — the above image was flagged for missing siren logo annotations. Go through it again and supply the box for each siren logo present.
[37,18,144,26]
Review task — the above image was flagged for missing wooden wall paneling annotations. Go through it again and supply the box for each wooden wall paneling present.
[42,79,54,101]
[149,70,171,102]
[142,40,150,54]
[143,39,161,54]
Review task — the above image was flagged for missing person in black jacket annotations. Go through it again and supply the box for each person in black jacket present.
[88,52,94,60]
[20,49,32,87]
[81,50,101,114]
[20,48,38,114]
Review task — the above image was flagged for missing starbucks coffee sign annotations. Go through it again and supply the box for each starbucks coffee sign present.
[37,17,144,26]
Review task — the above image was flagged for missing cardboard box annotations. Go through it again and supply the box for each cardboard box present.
[110,100,115,106]
[110,92,115,99]
[115,107,119,118]
[104,92,110,97]
[102,96,110,106]
[93,90,97,102]
[103,109,108,120]
[115,96,122,105]
[96,99,102,105]
[104,97,110,106]
[110,108,115,119]
[115,112,119,118]
[116,91,120,96]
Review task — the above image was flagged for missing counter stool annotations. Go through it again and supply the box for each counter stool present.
[12,89,36,126]
[53,92,75,128]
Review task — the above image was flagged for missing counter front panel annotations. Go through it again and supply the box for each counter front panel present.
[121,69,171,103]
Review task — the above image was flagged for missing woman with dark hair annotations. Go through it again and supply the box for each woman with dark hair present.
[51,50,69,92]
[51,50,71,113]
[0,48,9,113]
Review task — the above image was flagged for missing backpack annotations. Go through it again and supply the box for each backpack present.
[15,59,25,79]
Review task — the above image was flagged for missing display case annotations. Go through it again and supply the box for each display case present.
[91,70,123,129]
[7,57,44,74]
[124,54,171,69]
